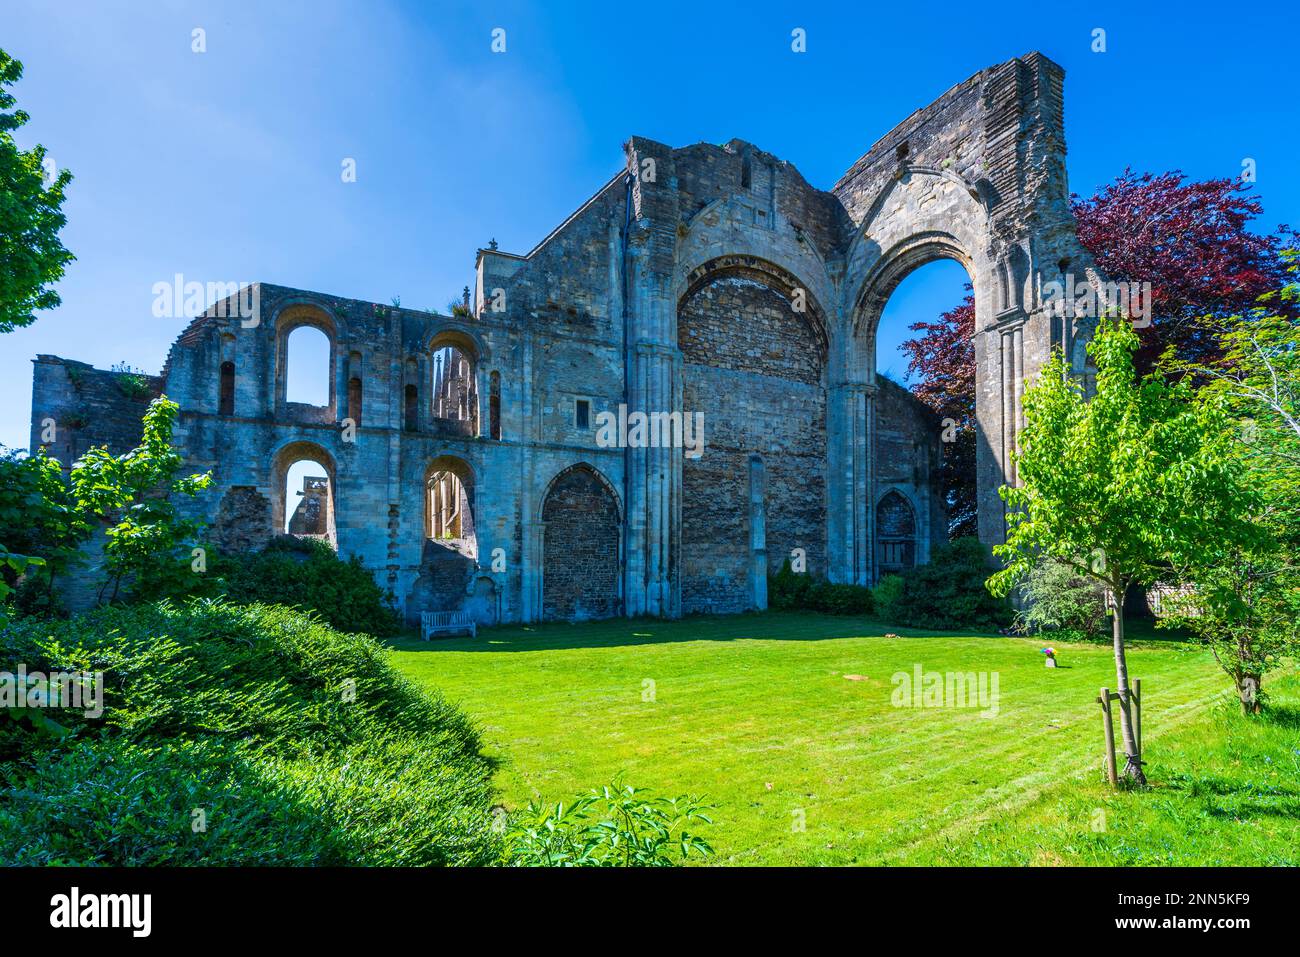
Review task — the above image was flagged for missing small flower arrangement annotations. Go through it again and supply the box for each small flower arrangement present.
[1041,646,1058,668]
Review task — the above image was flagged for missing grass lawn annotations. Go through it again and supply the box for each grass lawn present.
[388,612,1300,865]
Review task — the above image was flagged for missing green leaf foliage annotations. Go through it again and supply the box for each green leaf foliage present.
[505,777,715,867]
[0,599,500,865]
[988,314,1263,600]
[0,48,74,334]
[1155,265,1300,710]
[768,559,874,615]
[883,537,1012,631]
[210,536,402,637]
[1016,558,1109,641]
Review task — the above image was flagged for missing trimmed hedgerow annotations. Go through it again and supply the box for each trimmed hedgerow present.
[0,599,499,865]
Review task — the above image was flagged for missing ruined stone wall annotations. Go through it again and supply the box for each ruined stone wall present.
[29,357,161,464]
[28,52,1105,624]
[679,276,827,613]
[211,486,273,554]
[873,379,947,566]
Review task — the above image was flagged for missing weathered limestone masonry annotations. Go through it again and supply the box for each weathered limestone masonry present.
[29,52,1107,625]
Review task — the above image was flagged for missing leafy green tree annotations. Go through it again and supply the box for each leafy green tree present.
[1016,559,1108,640]
[0,547,41,627]
[1160,550,1298,714]
[988,315,1263,785]
[69,397,211,603]
[0,45,77,617]
[0,448,90,607]
[1158,267,1300,711]
[0,48,74,333]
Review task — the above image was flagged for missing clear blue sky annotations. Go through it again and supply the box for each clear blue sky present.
[3,0,1296,450]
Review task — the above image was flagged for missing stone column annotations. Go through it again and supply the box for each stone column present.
[844,383,877,585]
[1012,322,1024,484]
[748,453,767,609]
[517,335,538,621]
[978,311,1028,545]
[825,381,850,583]
[827,380,876,586]
[629,340,682,618]
[621,137,682,619]
[521,521,544,622]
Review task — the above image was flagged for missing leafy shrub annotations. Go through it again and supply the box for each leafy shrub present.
[807,581,873,615]
[0,448,85,620]
[3,400,209,611]
[872,574,905,621]
[880,537,1012,631]
[506,779,714,867]
[212,537,401,637]
[0,599,499,865]
[70,397,211,604]
[114,372,152,401]
[769,559,814,609]
[768,560,873,615]
[1016,558,1108,640]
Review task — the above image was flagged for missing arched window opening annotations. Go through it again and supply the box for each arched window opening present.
[348,376,363,426]
[741,151,753,190]
[404,384,418,432]
[876,490,917,577]
[428,471,471,541]
[431,345,477,435]
[280,455,336,547]
[489,371,501,440]
[284,325,331,406]
[407,457,478,627]
[876,257,975,539]
[219,361,235,415]
[425,458,477,560]
[875,258,969,383]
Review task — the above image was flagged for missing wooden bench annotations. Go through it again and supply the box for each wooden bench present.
[421,610,477,640]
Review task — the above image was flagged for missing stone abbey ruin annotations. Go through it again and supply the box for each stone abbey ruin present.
[30,52,1110,627]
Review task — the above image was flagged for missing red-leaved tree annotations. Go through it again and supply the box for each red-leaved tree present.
[903,290,977,537]
[902,170,1295,537]
[1072,169,1296,369]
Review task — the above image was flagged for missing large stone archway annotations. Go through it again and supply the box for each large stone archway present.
[676,256,829,613]
[618,52,1109,616]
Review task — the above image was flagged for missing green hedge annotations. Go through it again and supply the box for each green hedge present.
[0,599,499,865]
[211,537,402,637]
[769,560,874,615]
[874,537,1012,631]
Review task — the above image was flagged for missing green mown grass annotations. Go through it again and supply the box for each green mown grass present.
[388,612,1300,865]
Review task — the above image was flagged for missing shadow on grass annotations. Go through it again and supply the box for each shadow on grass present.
[386,610,1018,654]
[1259,703,1300,730]
[1165,771,1300,821]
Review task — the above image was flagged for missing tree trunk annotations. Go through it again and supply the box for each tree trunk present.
[1110,579,1147,786]
[1237,673,1261,714]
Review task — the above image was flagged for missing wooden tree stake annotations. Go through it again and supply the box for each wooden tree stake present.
[1098,686,1119,787]
[1133,678,1142,762]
